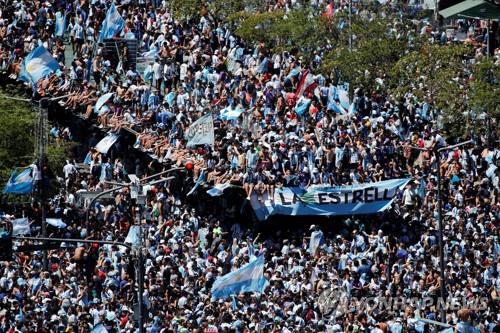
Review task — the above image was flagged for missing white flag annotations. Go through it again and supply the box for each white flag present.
[185,114,214,147]
[95,133,119,154]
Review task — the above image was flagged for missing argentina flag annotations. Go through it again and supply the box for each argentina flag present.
[211,254,268,300]
[3,167,34,195]
[18,46,60,86]
[55,11,66,37]
[99,3,125,42]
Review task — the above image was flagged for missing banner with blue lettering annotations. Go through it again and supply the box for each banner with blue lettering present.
[250,178,411,221]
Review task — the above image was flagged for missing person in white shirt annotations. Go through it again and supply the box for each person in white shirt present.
[63,160,77,180]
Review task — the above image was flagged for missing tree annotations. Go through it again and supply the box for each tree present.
[321,15,412,89]
[0,86,74,193]
[0,89,36,185]
[229,9,331,60]
[467,58,500,144]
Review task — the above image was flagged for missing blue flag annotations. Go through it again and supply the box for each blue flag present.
[211,254,268,300]
[91,323,108,333]
[337,85,350,110]
[18,46,60,85]
[165,91,176,107]
[3,167,34,194]
[141,46,158,60]
[187,170,206,196]
[55,11,66,37]
[348,102,357,114]
[83,151,93,165]
[46,218,67,229]
[99,3,125,42]
[231,295,238,311]
[295,97,311,117]
[220,106,245,121]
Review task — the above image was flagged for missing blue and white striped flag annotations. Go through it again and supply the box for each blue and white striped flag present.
[220,106,245,121]
[206,182,231,197]
[3,167,34,194]
[12,218,31,236]
[141,46,158,60]
[55,11,66,37]
[46,218,67,229]
[83,151,93,165]
[337,85,350,110]
[187,170,206,196]
[98,3,125,42]
[18,46,60,86]
[125,225,141,247]
[309,230,324,255]
[211,254,268,300]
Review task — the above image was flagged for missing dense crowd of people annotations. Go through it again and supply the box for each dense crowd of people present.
[0,0,499,332]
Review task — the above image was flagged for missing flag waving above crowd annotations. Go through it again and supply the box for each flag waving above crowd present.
[3,167,34,195]
[99,3,125,42]
[18,46,60,86]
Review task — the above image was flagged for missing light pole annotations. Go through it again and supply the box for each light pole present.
[348,0,353,53]
[2,94,71,270]
[435,139,473,324]
[135,207,145,333]
[412,139,473,325]
[83,167,183,332]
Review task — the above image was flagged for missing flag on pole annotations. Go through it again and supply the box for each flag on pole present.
[211,254,268,300]
[3,167,34,194]
[296,70,315,98]
[98,3,125,42]
[55,11,66,37]
[185,113,214,147]
[18,46,60,85]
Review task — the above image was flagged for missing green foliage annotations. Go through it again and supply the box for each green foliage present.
[467,58,500,141]
[168,0,205,19]
[230,9,331,61]
[321,17,407,89]
[0,87,75,193]
[0,90,35,186]
[390,42,484,139]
